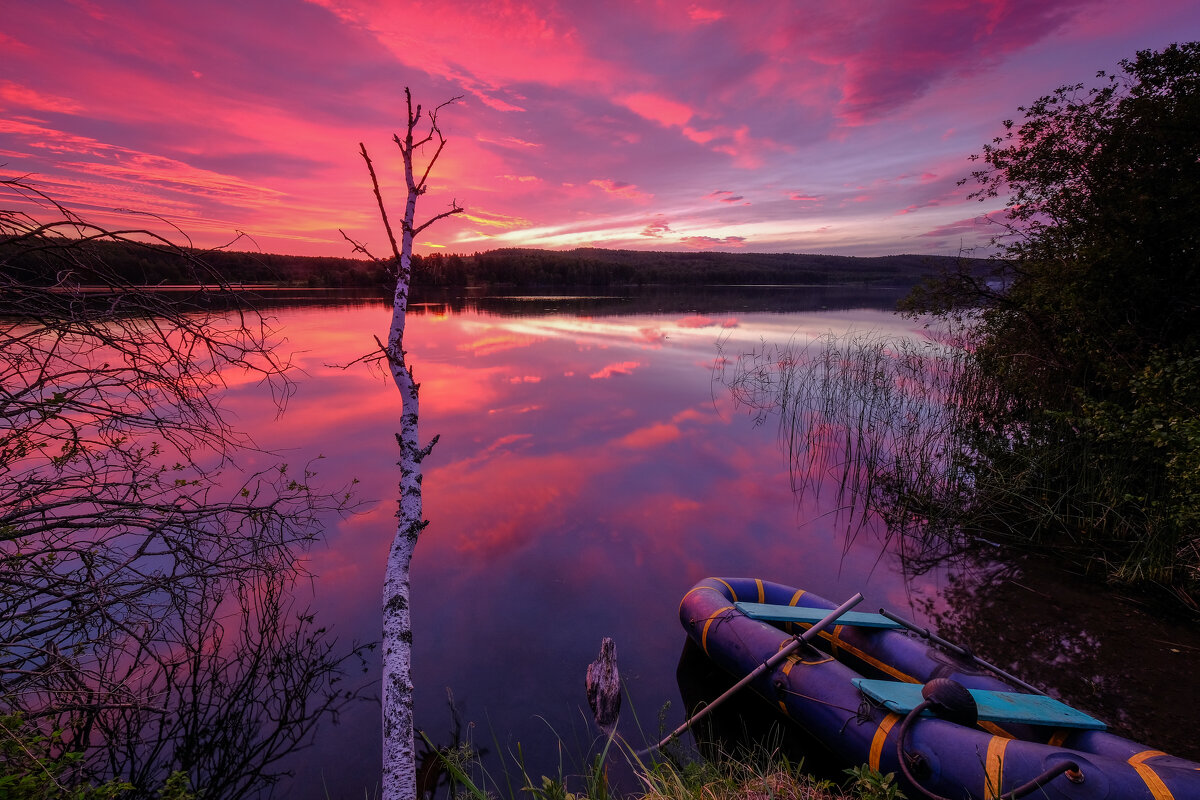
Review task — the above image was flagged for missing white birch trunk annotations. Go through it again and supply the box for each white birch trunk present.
[367,89,461,800]
[382,262,420,800]
[382,148,421,800]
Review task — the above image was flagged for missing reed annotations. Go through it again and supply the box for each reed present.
[717,327,1194,588]
[720,330,976,556]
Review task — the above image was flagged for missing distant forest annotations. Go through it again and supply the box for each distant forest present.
[9,237,982,288]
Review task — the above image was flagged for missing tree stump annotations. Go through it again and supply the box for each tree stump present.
[586,637,620,731]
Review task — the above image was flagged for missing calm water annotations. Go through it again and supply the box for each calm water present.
[215,287,1200,797]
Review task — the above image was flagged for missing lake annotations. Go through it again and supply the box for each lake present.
[215,286,1200,797]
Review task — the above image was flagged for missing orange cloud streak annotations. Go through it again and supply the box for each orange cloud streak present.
[589,361,642,379]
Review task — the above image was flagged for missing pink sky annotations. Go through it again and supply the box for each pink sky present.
[3,1,1197,258]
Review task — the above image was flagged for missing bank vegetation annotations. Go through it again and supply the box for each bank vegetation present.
[724,43,1200,607]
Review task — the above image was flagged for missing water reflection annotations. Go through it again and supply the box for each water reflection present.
[674,637,842,778]
[214,288,1198,798]
[914,553,1200,759]
[230,284,916,317]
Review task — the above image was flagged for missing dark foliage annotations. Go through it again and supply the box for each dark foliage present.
[904,43,1200,592]
[1,177,365,797]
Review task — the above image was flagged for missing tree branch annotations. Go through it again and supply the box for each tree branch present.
[357,143,402,264]
[412,202,465,237]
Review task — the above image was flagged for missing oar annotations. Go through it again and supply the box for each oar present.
[878,608,1045,696]
[645,592,864,754]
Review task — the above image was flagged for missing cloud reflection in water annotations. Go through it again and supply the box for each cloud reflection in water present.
[219,297,944,797]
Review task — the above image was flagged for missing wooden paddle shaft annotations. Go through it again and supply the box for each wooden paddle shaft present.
[651,592,865,751]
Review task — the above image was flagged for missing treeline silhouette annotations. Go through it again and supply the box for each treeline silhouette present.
[9,237,976,288]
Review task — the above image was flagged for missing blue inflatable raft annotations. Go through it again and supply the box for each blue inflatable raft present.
[679,577,1200,800]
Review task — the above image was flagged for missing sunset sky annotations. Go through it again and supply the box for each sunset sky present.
[3,1,1198,258]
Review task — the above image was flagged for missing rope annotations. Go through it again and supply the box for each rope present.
[895,702,1082,800]
[773,687,862,717]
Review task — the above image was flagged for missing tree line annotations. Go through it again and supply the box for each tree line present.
[2,235,979,289]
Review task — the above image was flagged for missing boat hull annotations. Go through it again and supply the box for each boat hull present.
[679,577,1200,800]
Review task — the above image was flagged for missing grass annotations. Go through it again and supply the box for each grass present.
[638,752,849,800]
[417,720,905,800]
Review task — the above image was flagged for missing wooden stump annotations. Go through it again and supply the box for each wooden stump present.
[586,637,620,731]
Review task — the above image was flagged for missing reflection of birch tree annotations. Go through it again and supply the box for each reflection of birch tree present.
[0,177,362,797]
[342,88,463,800]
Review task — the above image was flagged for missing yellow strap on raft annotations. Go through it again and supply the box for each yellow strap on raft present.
[1129,750,1174,800]
[984,737,1009,800]
[869,713,901,771]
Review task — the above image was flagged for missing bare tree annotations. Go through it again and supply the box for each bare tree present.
[342,88,463,800]
[0,176,364,797]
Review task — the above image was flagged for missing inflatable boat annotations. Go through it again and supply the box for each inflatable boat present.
[678,577,1200,800]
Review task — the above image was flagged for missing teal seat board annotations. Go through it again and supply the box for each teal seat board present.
[853,678,1106,730]
[736,602,905,629]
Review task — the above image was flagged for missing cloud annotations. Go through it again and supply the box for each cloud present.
[590,361,642,379]
[706,189,745,203]
[916,209,1010,251]
[619,92,695,128]
[790,192,824,205]
[4,0,1192,259]
[680,235,747,248]
[635,327,668,344]
[589,179,652,201]
[427,450,607,559]
[462,209,531,229]
[683,124,780,168]
[72,153,284,203]
[672,407,716,424]
[617,422,682,449]
[824,1,1093,126]
[477,135,543,149]
[308,0,620,105]
[918,210,1008,238]
[640,217,672,238]
[457,333,544,357]
[0,81,83,114]
[0,117,288,220]
[485,433,534,451]
[687,5,725,23]
[676,315,715,329]
[467,89,527,113]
